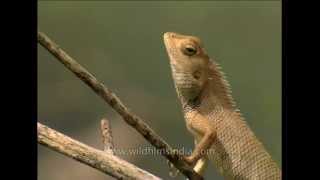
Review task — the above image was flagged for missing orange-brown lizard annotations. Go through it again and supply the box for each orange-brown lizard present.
[163,32,281,179]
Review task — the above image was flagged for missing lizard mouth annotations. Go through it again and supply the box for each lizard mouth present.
[163,32,182,62]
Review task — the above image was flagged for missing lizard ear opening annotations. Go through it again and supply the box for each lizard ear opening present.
[182,44,197,56]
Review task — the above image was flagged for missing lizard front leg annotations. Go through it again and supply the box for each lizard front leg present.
[167,130,211,177]
[167,139,209,177]
[184,111,216,166]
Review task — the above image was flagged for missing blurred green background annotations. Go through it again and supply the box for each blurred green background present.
[38,1,281,180]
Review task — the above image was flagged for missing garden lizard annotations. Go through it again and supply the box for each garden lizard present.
[163,32,281,179]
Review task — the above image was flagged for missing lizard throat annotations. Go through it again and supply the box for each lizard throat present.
[171,65,202,102]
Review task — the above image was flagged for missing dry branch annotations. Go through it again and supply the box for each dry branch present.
[38,32,203,180]
[38,122,161,180]
[101,118,115,155]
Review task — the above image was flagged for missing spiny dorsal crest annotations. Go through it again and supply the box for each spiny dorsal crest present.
[208,58,240,112]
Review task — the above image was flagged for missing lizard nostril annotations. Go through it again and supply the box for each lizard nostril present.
[164,32,174,39]
[165,32,176,38]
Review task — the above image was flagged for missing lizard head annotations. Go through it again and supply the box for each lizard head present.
[163,32,210,102]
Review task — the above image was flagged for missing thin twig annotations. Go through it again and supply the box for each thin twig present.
[38,122,161,180]
[101,118,115,155]
[38,32,203,180]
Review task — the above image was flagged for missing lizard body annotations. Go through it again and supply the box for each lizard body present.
[163,32,281,180]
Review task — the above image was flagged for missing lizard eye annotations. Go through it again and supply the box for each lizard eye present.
[182,44,197,56]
